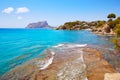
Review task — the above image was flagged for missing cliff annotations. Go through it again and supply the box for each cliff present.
[92,23,115,35]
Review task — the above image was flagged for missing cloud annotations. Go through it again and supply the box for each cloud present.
[17,16,23,20]
[2,7,14,14]
[16,7,29,14]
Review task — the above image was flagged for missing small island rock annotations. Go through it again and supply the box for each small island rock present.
[26,21,52,28]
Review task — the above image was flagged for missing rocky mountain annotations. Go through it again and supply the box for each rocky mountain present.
[26,21,52,28]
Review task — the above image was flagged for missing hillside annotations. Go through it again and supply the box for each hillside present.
[56,21,97,30]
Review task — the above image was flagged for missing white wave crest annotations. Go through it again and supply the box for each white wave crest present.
[39,51,55,70]
[74,44,87,47]
[65,44,87,48]
[40,56,54,70]
[53,44,87,49]
[51,51,55,55]
[53,44,64,48]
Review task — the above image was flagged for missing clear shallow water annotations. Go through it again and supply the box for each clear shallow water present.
[0,28,113,77]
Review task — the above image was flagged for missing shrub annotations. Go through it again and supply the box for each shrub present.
[96,21,106,28]
[114,24,120,37]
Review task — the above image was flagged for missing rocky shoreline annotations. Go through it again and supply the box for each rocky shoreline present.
[55,20,117,36]
[1,44,120,80]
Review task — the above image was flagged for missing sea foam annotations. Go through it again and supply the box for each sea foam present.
[40,56,54,70]
[65,44,87,49]
[53,44,87,48]
[39,51,55,70]
[70,44,87,48]
[53,44,64,48]
[38,44,87,70]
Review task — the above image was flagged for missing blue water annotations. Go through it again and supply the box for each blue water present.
[0,28,113,77]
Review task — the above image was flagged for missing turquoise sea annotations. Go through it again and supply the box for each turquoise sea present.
[0,28,113,77]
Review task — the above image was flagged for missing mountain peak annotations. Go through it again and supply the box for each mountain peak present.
[26,21,52,28]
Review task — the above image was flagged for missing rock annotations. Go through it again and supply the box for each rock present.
[113,48,120,55]
[92,23,116,35]
[102,23,111,33]
[98,29,102,32]
[104,73,120,80]
[83,48,115,80]
[26,21,52,28]
[110,29,115,34]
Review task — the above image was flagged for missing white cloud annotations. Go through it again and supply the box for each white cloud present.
[16,7,29,14]
[2,7,14,14]
[17,16,23,20]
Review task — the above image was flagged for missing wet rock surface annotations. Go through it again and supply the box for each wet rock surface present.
[0,44,118,80]
[34,45,88,80]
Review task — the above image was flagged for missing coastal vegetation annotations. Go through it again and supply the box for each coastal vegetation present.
[56,13,120,52]
[107,13,120,52]
[95,20,106,28]
[56,13,119,34]
[56,21,97,30]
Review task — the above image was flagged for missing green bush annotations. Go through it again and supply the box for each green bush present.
[96,21,105,28]
[114,24,120,37]
[111,37,120,49]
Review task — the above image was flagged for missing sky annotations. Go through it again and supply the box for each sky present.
[0,0,120,28]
